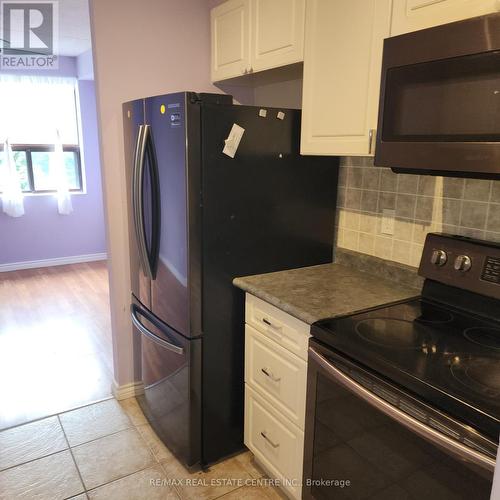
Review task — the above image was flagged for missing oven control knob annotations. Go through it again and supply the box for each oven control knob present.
[431,250,448,266]
[454,255,472,272]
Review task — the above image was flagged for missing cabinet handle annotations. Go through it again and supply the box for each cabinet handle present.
[262,317,282,330]
[261,367,281,382]
[260,431,280,448]
[368,129,376,155]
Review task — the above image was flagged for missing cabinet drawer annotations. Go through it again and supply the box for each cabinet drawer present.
[245,325,307,429]
[244,385,303,499]
[245,294,310,361]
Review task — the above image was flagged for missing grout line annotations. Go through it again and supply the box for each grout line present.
[0,395,114,434]
[338,185,500,204]
[68,424,135,450]
[135,423,162,464]
[0,406,135,475]
[85,464,158,497]
[58,414,88,496]
[458,197,465,230]
[0,447,70,475]
[485,182,494,232]
[59,404,157,495]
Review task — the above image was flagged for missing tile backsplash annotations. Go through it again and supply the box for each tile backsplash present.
[336,157,500,268]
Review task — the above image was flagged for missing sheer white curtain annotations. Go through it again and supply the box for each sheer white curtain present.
[1,138,25,217]
[0,75,78,215]
[53,129,73,215]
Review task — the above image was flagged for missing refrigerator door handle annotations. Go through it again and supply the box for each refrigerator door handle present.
[144,125,161,279]
[131,304,184,355]
[132,124,153,279]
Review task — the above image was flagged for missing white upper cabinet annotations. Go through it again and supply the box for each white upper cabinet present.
[210,0,305,82]
[251,0,305,73]
[211,0,251,81]
[301,0,392,156]
[391,0,500,35]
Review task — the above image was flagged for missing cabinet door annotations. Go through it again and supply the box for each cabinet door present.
[301,0,392,156]
[211,0,251,82]
[391,0,500,35]
[250,0,305,72]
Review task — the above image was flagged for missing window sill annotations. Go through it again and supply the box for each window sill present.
[20,190,87,197]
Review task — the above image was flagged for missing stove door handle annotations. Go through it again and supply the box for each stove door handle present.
[309,347,496,473]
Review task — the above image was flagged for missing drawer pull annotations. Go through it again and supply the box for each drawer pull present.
[262,317,282,330]
[260,431,280,448]
[261,367,281,382]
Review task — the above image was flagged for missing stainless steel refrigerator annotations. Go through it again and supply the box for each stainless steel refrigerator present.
[122,92,338,469]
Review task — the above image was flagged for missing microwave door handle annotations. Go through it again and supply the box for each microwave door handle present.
[132,125,153,279]
[131,304,184,355]
[309,347,496,473]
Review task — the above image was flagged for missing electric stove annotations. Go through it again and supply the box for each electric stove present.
[313,233,500,441]
[304,233,500,499]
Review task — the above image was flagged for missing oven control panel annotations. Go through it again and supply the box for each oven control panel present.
[419,233,500,300]
[482,256,500,285]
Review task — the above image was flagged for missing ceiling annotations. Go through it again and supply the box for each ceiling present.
[4,0,92,57]
[57,0,92,56]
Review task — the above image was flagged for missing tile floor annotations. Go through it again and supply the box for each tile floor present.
[0,397,284,500]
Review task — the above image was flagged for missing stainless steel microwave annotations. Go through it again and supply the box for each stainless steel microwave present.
[375,13,500,178]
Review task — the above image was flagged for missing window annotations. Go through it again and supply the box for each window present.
[0,146,82,193]
[0,76,83,194]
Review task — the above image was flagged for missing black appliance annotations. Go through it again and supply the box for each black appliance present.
[304,233,500,499]
[122,92,338,469]
[375,13,500,179]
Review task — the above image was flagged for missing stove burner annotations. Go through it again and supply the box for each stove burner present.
[416,308,454,325]
[463,327,500,350]
[450,356,500,399]
[355,318,435,350]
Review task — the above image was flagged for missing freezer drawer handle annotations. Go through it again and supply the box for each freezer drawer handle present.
[309,347,496,472]
[131,304,184,355]
[261,367,281,382]
[260,431,280,448]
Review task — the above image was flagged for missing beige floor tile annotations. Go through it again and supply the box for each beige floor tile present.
[87,464,179,500]
[119,397,148,426]
[72,427,156,490]
[60,398,132,446]
[0,450,84,500]
[0,416,67,471]
[161,453,253,500]
[68,495,88,500]
[219,485,285,499]
[233,451,265,479]
[137,423,175,462]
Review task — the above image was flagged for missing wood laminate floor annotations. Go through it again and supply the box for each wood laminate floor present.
[0,261,114,430]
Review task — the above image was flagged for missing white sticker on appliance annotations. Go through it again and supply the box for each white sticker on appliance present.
[277,111,285,120]
[223,123,245,158]
[259,109,267,118]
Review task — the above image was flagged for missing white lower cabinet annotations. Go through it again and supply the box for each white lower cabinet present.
[245,325,307,429]
[244,294,310,499]
[245,386,304,499]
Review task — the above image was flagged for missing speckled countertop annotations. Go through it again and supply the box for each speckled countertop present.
[233,257,421,325]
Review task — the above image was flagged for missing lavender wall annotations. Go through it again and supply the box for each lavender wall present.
[0,58,106,266]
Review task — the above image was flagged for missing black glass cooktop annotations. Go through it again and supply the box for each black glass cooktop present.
[312,298,500,440]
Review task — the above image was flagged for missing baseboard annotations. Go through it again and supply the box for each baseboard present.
[0,253,107,272]
[112,381,145,401]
